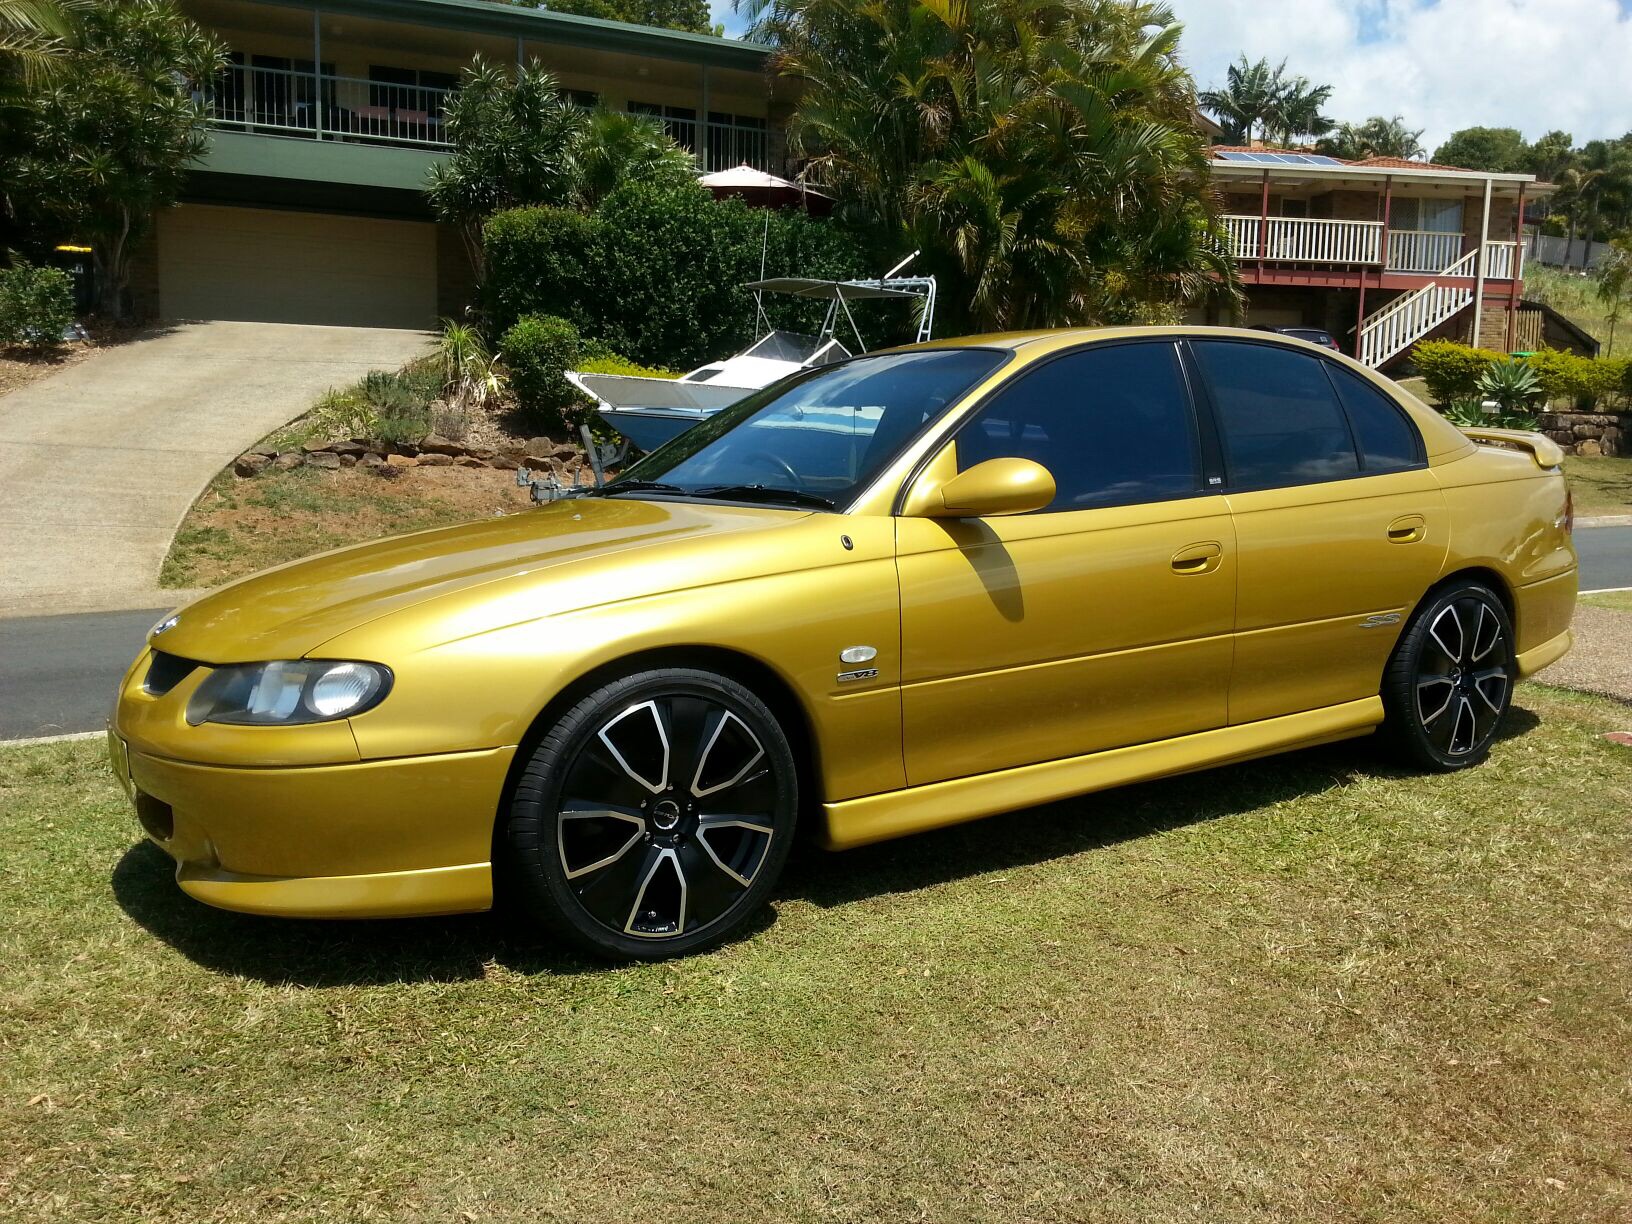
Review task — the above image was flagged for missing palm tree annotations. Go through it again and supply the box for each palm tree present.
[0,0,78,78]
[1316,115,1425,161]
[739,0,1239,333]
[1268,78,1333,145]
[569,107,696,209]
[1198,55,1288,145]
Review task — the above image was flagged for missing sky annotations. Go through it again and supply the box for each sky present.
[708,0,1632,157]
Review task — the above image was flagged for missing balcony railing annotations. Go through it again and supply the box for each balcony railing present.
[1224,215,1524,279]
[207,62,773,171]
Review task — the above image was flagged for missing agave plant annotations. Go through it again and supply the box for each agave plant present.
[1476,358,1542,414]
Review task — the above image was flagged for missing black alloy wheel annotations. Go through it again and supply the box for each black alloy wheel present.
[504,668,798,960]
[1381,580,1516,770]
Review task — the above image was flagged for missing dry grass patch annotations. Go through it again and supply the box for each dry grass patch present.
[161,463,531,589]
[0,322,149,400]
[2,686,1629,1221]
[1566,455,1632,519]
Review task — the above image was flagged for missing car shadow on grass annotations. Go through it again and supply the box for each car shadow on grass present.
[110,707,1542,986]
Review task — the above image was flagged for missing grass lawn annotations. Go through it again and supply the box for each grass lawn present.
[161,464,530,589]
[1563,455,1632,520]
[3,686,1629,1221]
[1580,589,1632,612]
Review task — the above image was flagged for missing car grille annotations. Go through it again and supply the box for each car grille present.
[143,650,201,697]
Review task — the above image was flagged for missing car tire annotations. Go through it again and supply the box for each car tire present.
[502,667,799,961]
[1379,579,1516,772]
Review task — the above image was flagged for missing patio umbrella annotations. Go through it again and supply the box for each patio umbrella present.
[699,164,833,215]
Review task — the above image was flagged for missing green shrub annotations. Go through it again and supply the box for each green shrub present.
[1411,339,1507,403]
[483,182,879,370]
[501,314,583,431]
[0,262,75,350]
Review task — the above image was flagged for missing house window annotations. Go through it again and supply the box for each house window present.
[1392,197,1462,232]
[369,65,457,108]
[565,89,599,109]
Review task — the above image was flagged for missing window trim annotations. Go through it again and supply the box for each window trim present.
[1182,336,1425,495]
[895,337,1214,517]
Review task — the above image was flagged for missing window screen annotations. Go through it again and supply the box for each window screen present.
[955,343,1200,511]
[1191,340,1360,488]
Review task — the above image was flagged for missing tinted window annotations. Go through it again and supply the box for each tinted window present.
[1326,363,1422,472]
[1192,340,1359,488]
[614,348,1007,504]
[955,343,1199,511]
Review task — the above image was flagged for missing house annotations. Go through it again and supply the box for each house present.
[1195,148,1555,368]
[135,0,787,329]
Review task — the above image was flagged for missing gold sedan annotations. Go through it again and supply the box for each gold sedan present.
[109,328,1578,959]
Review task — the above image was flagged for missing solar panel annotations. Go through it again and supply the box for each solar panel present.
[1211,150,1348,167]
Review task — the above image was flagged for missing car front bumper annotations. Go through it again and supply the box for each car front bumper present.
[108,729,514,918]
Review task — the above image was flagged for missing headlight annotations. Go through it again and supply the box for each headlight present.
[186,660,392,726]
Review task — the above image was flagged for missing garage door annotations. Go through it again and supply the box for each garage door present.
[158,204,436,328]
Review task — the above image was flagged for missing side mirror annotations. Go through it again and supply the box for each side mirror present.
[913,457,1056,518]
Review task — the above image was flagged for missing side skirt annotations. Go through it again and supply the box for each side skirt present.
[820,696,1384,850]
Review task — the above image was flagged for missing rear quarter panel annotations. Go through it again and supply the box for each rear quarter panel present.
[1434,444,1577,653]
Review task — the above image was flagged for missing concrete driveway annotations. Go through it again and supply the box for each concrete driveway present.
[0,321,429,615]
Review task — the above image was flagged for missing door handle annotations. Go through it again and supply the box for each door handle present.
[1171,541,1223,574]
[1387,514,1426,544]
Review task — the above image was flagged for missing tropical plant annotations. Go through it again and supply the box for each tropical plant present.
[568,107,696,209]
[1476,358,1542,414]
[425,58,584,277]
[0,0,224,319]
[0,259,73,348]
[1198,55,1330,146]
[0,0,79,80]
[1440,396,1538,432]
[1316,115,1425,161]
[435,319,504,412]
[426,59,698,276]
[741,0,1239,334]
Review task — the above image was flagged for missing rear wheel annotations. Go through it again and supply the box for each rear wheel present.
[503,668,798,960]
[1380,580,1515,771]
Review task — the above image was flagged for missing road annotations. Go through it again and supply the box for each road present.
[3,526,1630,743]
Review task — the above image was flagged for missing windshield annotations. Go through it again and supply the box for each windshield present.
[604,348,1008,509]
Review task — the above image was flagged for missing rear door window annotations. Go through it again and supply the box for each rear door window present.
[1190,340,1360,489]
[1324,363,1424,472]
[954,341,1201,511]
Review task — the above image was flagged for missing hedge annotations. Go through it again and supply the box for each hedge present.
[0,262,74,350]
[1411,338,1629,410]
[483,182,880,371]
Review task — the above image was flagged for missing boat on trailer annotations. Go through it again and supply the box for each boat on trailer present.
[567,255,937,454]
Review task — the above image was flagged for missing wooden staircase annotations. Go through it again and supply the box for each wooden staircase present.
[1357,249,1478,368]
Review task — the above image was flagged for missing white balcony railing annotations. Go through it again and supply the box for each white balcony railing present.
[1385,229,1464,273]
[1225,215,1383,264]
[1484,240,1521,281]
[207,61,773,170]
[1224,215,1524,281]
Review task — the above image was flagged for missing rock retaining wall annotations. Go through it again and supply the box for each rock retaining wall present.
[233,435,587,480]
[1538,412,1626,458]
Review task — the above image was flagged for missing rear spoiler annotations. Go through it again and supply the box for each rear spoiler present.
[1460,427,1564,469]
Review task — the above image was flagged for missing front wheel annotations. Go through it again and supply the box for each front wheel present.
[502,668,799,961]
[1380,580,1516,771]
